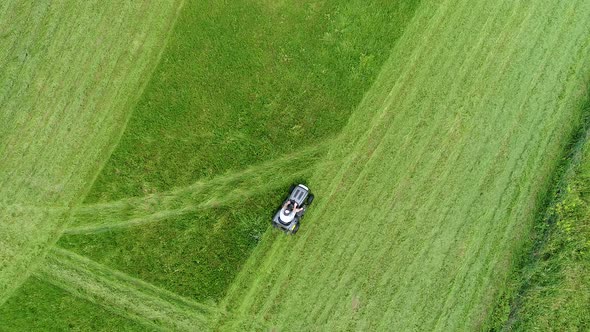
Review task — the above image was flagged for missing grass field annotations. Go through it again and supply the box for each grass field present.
[217,0,590,330]
[497,96,590,331]
[0,0,183,310]
[1,0,589,330]
[56,0,421,305]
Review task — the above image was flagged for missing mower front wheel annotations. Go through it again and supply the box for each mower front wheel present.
[306,194,315,205]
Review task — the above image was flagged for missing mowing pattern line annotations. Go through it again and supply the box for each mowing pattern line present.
[217,0,590,330]
[35,247,214,331]
[64,140,330,234]
[0,0,184,305]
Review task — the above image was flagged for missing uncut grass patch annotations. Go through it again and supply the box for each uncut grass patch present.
[86,0,422,203]
[59,188,286,302]
[63,0,422,306]
[0,277,143,332]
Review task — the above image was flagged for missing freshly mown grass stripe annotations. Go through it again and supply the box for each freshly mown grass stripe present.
[304,0,530,324]
[36,247,214,331]
[0,0,183,306]
[222,0,458,320]
[65,141,330,234]
[468,30,590,330]
[372,0,576,326]
[254,0,497,320]
[384,3,590,328]
[366,3,588,326]
[231,0,494,320]
[322,0,588,330]
[217,0,590,330]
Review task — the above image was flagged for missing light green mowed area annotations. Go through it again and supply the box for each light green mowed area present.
[218,0,590,330]
[0,0,183,328]
[1,0,589,330]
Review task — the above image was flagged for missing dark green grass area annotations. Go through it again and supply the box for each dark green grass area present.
[59,187,288,302]
[0,278,143,332]
[85,0,421,202]
[64,0,421,303]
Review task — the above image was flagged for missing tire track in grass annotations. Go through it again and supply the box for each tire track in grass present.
[251,0,492,321]
[35,247,214,331]
[64,140,330,234]
[226,0,461,321]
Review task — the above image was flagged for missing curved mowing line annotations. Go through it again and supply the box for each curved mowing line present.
[246,0,489,319]
[332,1,579,328]
[356,0,588,328]
[35,247,215,331]
[302,1,525,324]
[64,140,331,234]
[338,0,552,324]
[228,0,461,319]
[0,0,186,307]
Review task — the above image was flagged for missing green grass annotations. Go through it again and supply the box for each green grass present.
[495,95,590,331]
[0,277,145,332]
[57,0,422,307]
[36,247,215,330]
[2,0,590,330]
[0,0,182,306]
[217,0,590,330]
[85,0,422,203]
